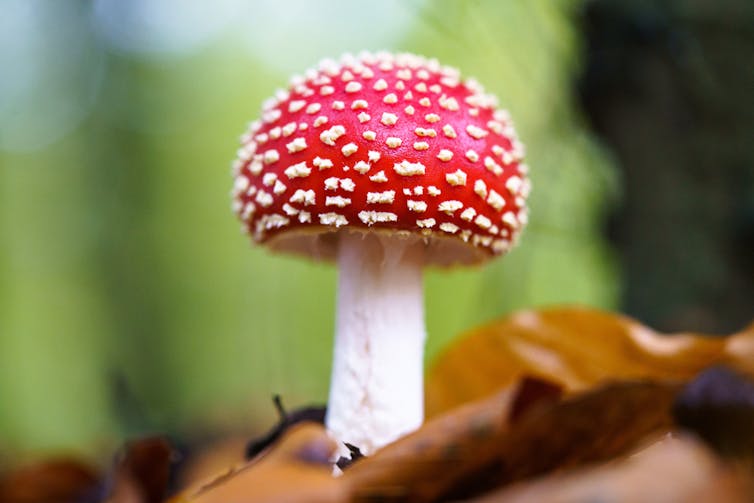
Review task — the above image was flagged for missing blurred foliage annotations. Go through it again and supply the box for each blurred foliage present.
[0,0,618,454]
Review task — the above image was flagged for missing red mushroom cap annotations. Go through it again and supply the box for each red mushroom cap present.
[231,52,530,265]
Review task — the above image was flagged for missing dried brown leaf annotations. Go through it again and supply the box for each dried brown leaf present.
[427,307,754,416]
[0,458,100,503]
[468,435,753,503]
[170,423,346,503]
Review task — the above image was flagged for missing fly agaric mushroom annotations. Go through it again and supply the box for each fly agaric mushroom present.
[231,52,529,455]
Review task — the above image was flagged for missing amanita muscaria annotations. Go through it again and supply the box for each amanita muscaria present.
[231,52,529,455]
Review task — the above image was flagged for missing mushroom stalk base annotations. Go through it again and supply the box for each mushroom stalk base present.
[326,231,426,456]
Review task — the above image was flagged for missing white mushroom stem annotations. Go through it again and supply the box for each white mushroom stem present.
[326,231,426,456]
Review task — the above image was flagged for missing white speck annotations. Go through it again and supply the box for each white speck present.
[368,150,381,162]
[445,169,467,186]
[354,161,371,174]
[506,176,523,194]
[313,116,328,127]
[396,68,412,80]
[381,112,398,126]
[474,179,488,198]
[324,177,340,190]
[405,105,415,115]
[442,124,457,139]
[438,200,463,215]
[369,171,388,183]
[286,137,308,153]
[413,186,424,195]
[358,211,397,225]
[484,156,503,176]
[288,100,306,113]
[413,141,429,151]
[403,91,413,100]
[320,212,349,227]
[361,67,374,79]
[425,113,440,123]
[255,133,268,144]
[298,122,308,131]
[457,207,477,223]
[502,211,518,228]
[417,69,430,80]
[345,81,362,93]
[383,93,398,104]
[341,70,354,81]
[395,80,405,91]
[440,222,460,234]
[282,203,298,216]
[439,96,459,111]
[255,190,273,207]
[313,157,333,170]
[487,189,505,210]
[492,239,510,253]
[262,173,277,186]
[326,196,352,207]
[351,99,368,110]
[363,130,377,141]
[414,82,428,93]
[414,127,437,137]
[465,150,479,162]
[262,109,281,124]
[305,103,321,114]
[320,125,346,146]
[234,176,250,194]
[320,85,335,96]
[437,149,453,162]
[299,211,312,223]
[474,214,492,229]
[417,218,436,228]
[407,200,427,212]
[262,214,290,230]
[249,160,263,175]
[419,97,431,107]
[403,188,412,196]
[269,127,282,139]
[341,142,358,157]
[427,185,441,196]
[358,112,371,123]
[284,162,312,179]
[367,190,396,204]
[373,79,388,91]
[336,178,353,191]
[386,137,402,148]
[273,180,287,194]
[263,149,280,164]
[394,160,425,176]
[290,189,316,206]
[429,84,441,94]
[282,122,297,136]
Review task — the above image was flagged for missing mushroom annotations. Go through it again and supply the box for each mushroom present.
[231,52,530,455]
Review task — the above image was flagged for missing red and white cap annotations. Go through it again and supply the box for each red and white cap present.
[231,52,530,265]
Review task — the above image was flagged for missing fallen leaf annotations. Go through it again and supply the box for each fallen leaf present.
[468,435,753,503]
[427,307,754,416]
[0,458,100,503]
[171,423,346,503]
[105,437,174,503]
[347,376,678,502]
[344,377,561,502]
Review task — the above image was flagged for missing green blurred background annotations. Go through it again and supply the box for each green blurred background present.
[1,0,751,457]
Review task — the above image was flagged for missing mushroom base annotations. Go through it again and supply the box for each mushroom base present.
[326,231,426,456]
